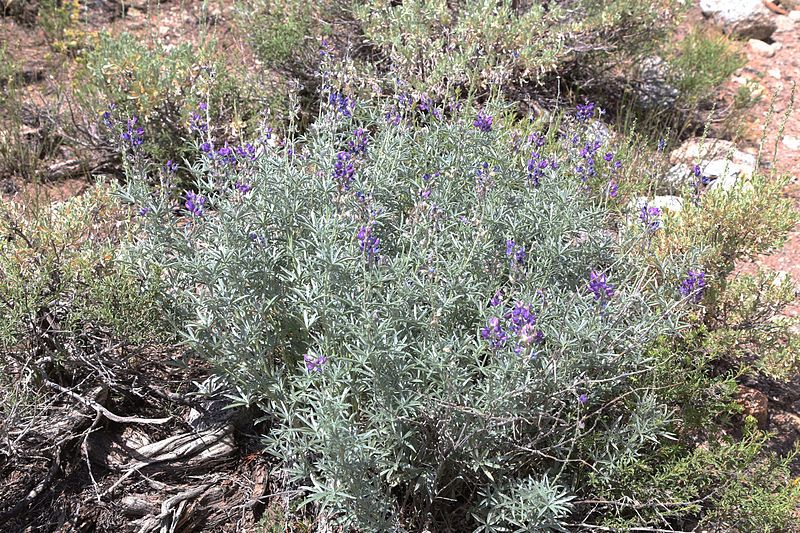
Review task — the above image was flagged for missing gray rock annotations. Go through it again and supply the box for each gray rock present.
[638,56,679,109]
[700,0,777,40]
[660,138,756,194]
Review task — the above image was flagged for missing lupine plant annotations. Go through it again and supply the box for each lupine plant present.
[123,100,706,530]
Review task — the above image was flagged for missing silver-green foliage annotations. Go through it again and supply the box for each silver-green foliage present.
[125,104,695,531]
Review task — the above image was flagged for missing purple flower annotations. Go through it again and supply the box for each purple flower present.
[505,301,537,335]
[333,151,355,191]
[505,239,526,265]
[348,128,369,155]
[200,142,212,153]
[639,204,662,232]
[603,152,614,162]
[137,206,151,217]
[607,179,618,198]
[588,270,615,302]
[120,116,144,147]
[473,111,493,132]
[184,190,206,217]
[304,353,328,372]
[527,150,557,187]
[518,323,543,345]
[357,223,380,261]
[481,316,507,349]
[235,181,252,194]
[575,100,595,122]
[328,92,354,117]
[490,290,503,307]
[164,160,178,174]
[680,269,707,303]
[658,138,667,152]
[578,393,588,405]
[475,162,494,198]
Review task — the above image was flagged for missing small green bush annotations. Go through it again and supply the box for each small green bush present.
[0,183,163,353]
[74,32,266,169]
[669,28,746,109]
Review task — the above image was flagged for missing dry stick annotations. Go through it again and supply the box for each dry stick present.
[44,380,172,425]
[82,411,104,503]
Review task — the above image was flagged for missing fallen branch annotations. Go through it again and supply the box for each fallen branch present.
[44,380,172,425]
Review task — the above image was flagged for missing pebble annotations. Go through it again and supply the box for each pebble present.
[748,39,775,57]
[790,10,800,21]
[768,68,782,80]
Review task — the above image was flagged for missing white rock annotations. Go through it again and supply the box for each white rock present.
[783,135,800,150]
[776,16,796,33]
[651,195,685,213]
[700,0,777,40]
[790,10,800,22]
[708,172,740,192]
[748,39,775,57]
[768,68,782,80]
[670,138,755,168]
[662,164,693,192]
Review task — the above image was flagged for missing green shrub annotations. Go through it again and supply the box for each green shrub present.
[668,28,746,111]
[0,183,163,353]
[74,32,266,170]
[592,419,800,530]
[124,99,715,530]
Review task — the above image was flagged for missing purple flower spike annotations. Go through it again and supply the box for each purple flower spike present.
[639,204,662,232]
[304,353,328,372]
[680,269,707,303]
[184,190,206,217]
[575,100,595,122]
[588,270,615,302]
[473,111,493,132]
[607,180,618,198]
[489,290,503,307]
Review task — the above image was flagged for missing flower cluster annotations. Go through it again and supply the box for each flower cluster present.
[588,270,615,303]
[348,128,369,155]
[680,269,707,303]
[575,139,602,184]
[304,353,328,372]
[184,190,206,217]
[333,151,355,191]
[526,149,557,187]
[121,116,144,148]
[505,239,526,266]
[575,100,596,122]
[332,128,371,192]
[481,299,543,353]
[473,111,493,132]
[189,102,208,133]
[328,92,355,117]
[357,222,380,262]
[639,204,662,232]
[235,181,252,194]
[607,179,618,198]
[475,162,496,199]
